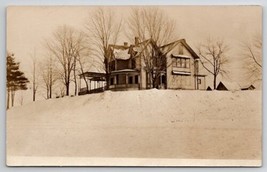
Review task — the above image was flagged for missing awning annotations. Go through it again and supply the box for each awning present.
[171,54,191,59]
[172,71,191,75]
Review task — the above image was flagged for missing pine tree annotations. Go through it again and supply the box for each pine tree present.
[6,53,29,109]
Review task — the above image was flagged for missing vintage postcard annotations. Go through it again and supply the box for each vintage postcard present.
[6,6,262,166]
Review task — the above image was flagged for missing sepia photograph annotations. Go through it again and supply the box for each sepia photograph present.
[6,5,262,166]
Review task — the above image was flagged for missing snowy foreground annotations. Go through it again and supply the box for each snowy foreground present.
[7,89,262,166]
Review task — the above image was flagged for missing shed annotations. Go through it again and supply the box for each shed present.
[206,86,212,91]
[216,82,228,91]
[216,81,240,91]
[241,85,255,90]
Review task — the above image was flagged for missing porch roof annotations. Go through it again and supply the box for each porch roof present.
[111,69,139,74]
[79,72,106,81]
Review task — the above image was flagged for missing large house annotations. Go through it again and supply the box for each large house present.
[78,38,206,95]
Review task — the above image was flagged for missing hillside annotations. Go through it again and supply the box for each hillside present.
[6,89,262,166]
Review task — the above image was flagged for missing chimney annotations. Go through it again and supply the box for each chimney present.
[135,37,139,45]
[124,42,128,47]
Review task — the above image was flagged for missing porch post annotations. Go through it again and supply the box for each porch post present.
[89,80,91,91]
[126,74,128,89]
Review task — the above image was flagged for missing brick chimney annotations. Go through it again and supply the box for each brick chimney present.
[124,42,128,47]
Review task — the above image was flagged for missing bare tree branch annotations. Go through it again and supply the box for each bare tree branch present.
[84,7,122,89]
[197,38,229,89]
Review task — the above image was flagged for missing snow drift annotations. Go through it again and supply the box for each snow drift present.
[6,89,262,166]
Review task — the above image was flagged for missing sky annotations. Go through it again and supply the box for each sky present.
[6,6,262,104]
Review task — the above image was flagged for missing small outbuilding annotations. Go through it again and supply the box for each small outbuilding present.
[216,82,228,91]
[216,81,240,91]
[206,86,212,91]
[241,85,255,90]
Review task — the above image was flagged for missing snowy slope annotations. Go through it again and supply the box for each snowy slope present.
[6,89,262,165]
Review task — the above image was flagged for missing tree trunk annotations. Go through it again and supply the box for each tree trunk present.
[33,89,36,101]
[66,83,69,96]
[49,84,52,98]
[213,75,217,90]
[73,57,77,96]
[49,68,53,99]
[74,73,77,96]
[105,73,110,90]
[11,90,15,107]
[104,56,110,90]
[47,87,49,99]
[7,89,10,109]
[82,76,89,93]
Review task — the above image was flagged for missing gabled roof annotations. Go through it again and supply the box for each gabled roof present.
[113,49,131,60]
[108,38,199,61]
[159,39,200,59]
[241,85,255,90]
[109,44,130,60]
[216,81,240,91]
[130,39,152,57]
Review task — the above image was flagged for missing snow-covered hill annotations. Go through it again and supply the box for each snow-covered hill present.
[6,89,262,166]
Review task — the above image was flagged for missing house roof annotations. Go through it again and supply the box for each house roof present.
[160,39,200,59]
[241,85,255,90]
[113,49,131,60]
[216,81,240,91]
[111,69,139,74]
[109,44,130,60]
[109,38,199,61]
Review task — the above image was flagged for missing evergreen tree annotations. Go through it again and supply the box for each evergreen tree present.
[6,53,29,109]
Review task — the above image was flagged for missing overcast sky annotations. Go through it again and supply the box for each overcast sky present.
[6,6,262,103]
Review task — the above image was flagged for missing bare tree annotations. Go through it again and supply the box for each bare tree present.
[77,45,94,94]
[71,31,89,96]
[40,55,58,99]
[128,7,177,46]
[128,7,178,88]
[197,38,229,90]
[31,50,38,101]
[85,7,122,90]
[46,25,85,96]
[242,33,262,82]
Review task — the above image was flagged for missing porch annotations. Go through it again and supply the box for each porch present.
[78,72,106,95]
[109,69,141,91]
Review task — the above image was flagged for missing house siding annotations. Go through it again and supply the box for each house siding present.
[166,43,196,90]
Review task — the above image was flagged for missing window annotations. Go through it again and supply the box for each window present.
[131,59,136,69]
[197,79,201,84]
[110,61,115,71]
[172,58,176,67]
[185,59,190,68]
[116,75,119,84]
[177,58,181,67]
[162,75,166,84]
[181,59,186,68]
[110,78,114,85]
[128,76,133,84]
[135,75,139,84]
[172,57,190,68]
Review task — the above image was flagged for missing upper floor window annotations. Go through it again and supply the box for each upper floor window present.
[172,57,190,68]
[110,61,116,71]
